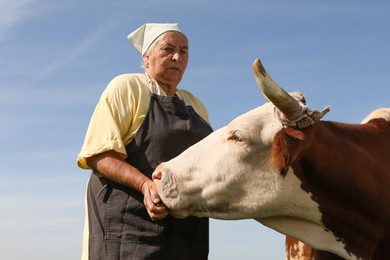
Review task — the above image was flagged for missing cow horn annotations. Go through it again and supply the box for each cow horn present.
[252,58,303,120]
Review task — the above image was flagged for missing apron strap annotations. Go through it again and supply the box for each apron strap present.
[145,73,190,106]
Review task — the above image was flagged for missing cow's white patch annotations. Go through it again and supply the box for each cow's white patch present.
[361,107,390,123]
[257,168,353,260]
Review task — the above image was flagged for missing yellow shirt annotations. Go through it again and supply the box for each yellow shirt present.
[77,73,209,169]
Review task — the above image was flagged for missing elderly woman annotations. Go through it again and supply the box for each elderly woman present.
[77,23,212,259]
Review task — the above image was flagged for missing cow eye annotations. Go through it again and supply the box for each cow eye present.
[229,132,245,143]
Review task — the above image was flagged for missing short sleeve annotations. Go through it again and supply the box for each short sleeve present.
[77,74,149,169]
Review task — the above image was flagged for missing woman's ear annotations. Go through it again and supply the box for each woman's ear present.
[143,55,149,68]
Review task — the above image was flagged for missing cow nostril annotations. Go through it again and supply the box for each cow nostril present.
[152,170,162,182]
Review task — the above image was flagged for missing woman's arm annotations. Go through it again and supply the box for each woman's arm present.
[86,150,168,221]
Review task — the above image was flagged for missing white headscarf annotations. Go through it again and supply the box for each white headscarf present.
[127,23,186,55]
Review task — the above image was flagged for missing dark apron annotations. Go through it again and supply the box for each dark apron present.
[86,93,213,259]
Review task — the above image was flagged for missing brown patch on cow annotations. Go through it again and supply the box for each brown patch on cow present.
[270,127,306,177]
[285,236,312,260]
[290,120,390,259]
[365,117,390,128]
[286,236,344,260]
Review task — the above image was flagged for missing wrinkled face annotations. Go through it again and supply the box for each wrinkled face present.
[144,31,188,88]
[153,102,311,220]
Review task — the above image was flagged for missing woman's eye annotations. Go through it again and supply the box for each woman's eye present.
[162,48,174,54]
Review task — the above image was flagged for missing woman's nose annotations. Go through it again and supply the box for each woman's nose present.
[172,52,179,61]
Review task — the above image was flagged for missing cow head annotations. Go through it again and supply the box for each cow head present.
[152,58,329,220]
[152,59,390,259]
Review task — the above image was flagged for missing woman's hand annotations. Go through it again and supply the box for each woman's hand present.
[86,150,169,220]
[141,179,169,221]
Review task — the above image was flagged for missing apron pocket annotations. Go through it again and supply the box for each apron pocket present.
[101,178,161,243]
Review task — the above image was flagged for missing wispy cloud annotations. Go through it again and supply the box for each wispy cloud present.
[0,0,111,85]
[33,22,115,83]
[0,0,42,41]
[0,0,78,41]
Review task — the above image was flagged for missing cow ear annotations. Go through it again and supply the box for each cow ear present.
[270,128,305,177]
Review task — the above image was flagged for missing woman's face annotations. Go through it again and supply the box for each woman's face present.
[144,31,189,89]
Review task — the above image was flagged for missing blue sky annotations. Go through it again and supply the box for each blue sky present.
[1,0,389,259]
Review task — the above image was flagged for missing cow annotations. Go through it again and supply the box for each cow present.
[286,108,390,260]
[152,58,390,260]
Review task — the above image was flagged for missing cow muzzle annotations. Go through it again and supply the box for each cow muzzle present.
[152,164,179,204]
[152,165,192,218]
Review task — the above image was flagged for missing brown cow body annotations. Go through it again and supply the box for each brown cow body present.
[286,109,390,260]
[278,119,390,259]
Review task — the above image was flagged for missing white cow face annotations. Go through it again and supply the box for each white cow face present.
[153,102,293,219]
[153,57,326,226]
[153,59,355,259]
